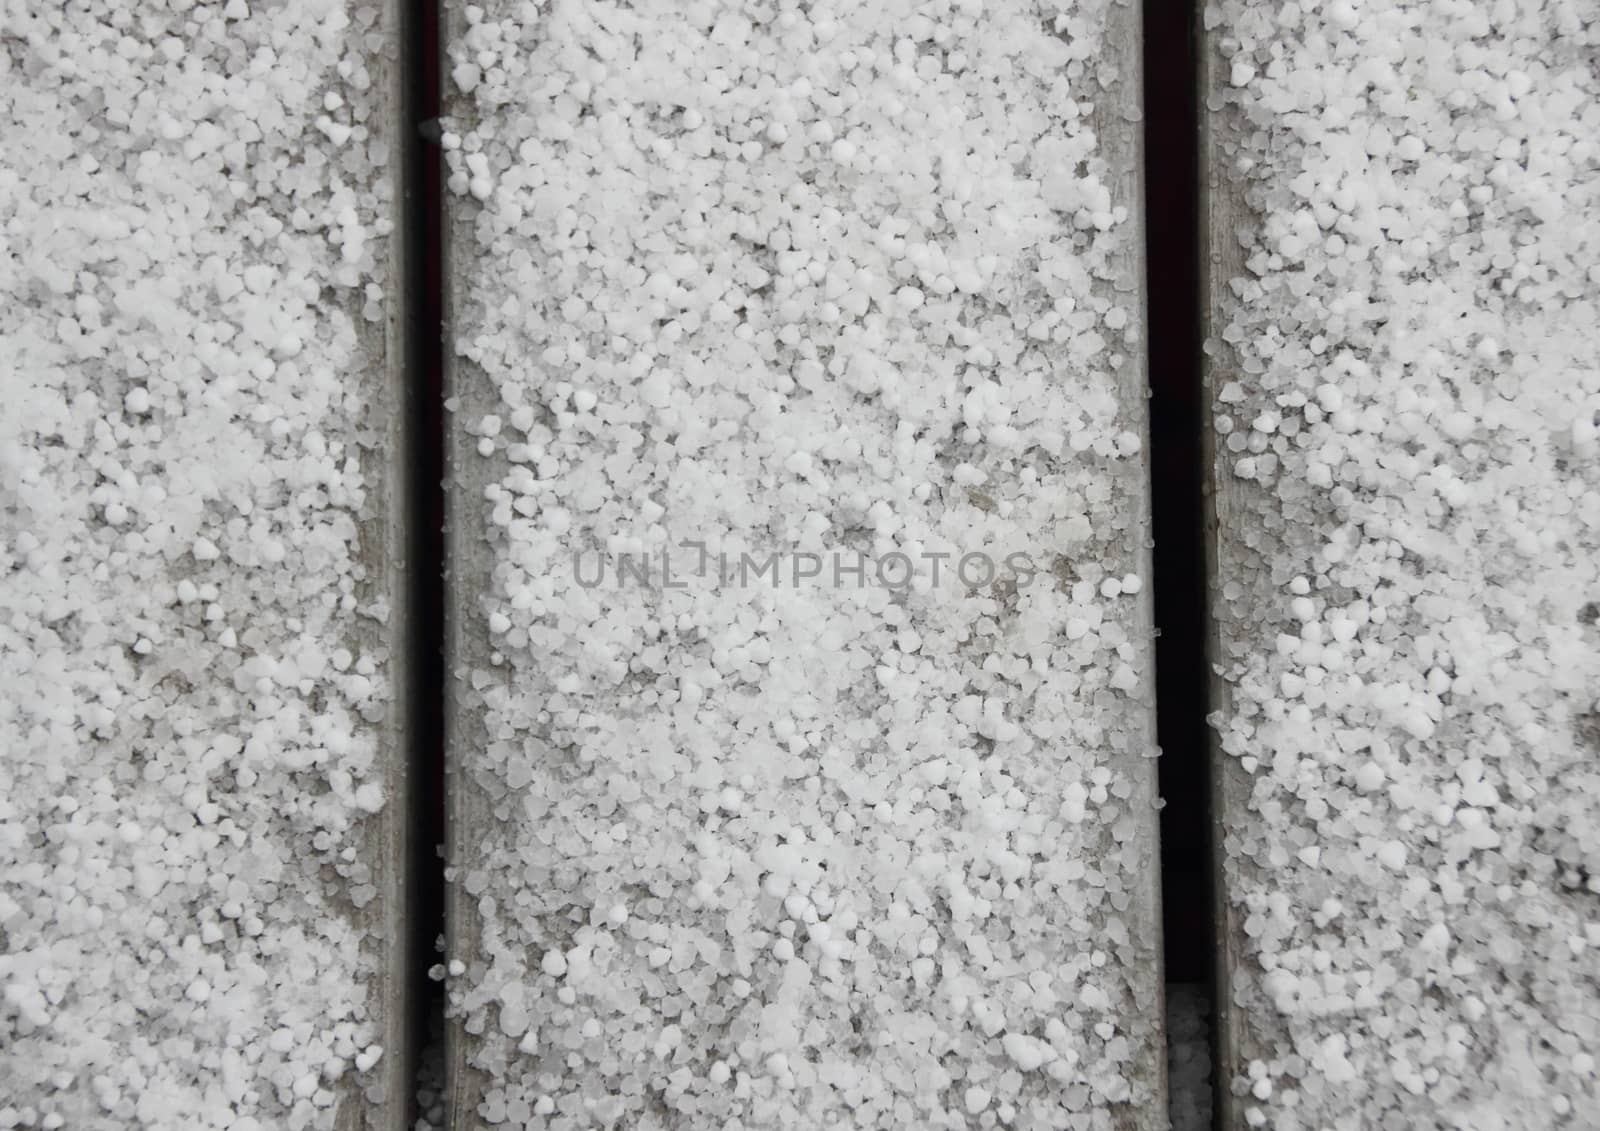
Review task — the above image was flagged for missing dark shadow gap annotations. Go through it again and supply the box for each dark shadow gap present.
[1142,0,1220,1125]
[402,0,447,1121]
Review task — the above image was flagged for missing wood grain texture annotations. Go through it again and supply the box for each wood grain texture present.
[334,1,413,1126]
[439,0,500,1116]
[1197,9,1272,1127]
[1087,0,1169,1124]
[441,1,1166,1122]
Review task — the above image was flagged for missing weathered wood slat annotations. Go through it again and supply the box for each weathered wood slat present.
[1196,13,1260,1127]
[0,1,410,1126]
[443,1,1166,1125]
[1094,1,1170,1124]
[1202,3,1600,1127]
[439,10,505,1126]
[439,9,497,1126]
[337,2,414,1127]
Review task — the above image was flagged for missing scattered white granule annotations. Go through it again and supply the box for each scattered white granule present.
[1002,1031,1056,1071]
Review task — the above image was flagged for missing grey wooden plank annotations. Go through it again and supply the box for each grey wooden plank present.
[439,0,501,1116]
[442,1,1165,1124]
[1091,1,1170,1123]
[0,0,411,1124]
[1196,9,1260,1124]
[335,1,413,1127]
[437,0,491,1121]
[1200,7,1600,1126]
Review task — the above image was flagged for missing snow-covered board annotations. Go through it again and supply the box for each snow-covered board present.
[1,3,411,1129]
[442,0,1167,1127]
[1201,2,1600,1126]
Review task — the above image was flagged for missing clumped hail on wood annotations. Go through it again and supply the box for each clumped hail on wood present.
[1208,0,1600,1124]
[1,2,396,1127]
[445,0,1163,1126]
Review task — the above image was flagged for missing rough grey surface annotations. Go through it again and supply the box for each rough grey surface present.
[442,0,1165,1127]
